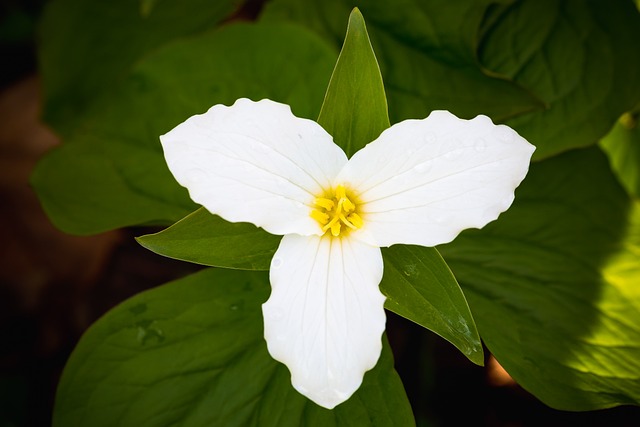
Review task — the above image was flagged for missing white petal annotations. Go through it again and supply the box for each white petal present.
[263,234,386,409]
[161,99,347,236]
[338,111,535,247]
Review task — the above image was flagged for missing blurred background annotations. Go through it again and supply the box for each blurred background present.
[1,1,639,426]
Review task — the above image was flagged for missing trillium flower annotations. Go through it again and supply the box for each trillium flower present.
[160,98,535,409]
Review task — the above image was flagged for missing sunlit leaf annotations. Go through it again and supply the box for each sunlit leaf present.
[600,109,640,199]
[440,147,640,410]
[53,268,415,426]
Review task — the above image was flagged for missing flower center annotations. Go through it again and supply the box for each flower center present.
[310,185,363,237]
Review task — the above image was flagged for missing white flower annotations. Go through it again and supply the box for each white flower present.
[160,98,535,409]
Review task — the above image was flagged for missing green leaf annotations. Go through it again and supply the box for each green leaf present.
[262,0,543,124]
[380,245,483,366]
[38,0,241,134]
[480,0,640,159]
[263,0,640,159]
[360,0,505,64]
[317,8,389,157]
[54,268,415,426]
[600,109,640,199]
[439,147,640,410]
[262,0,506,64]
[32,22,337,235]
[137,208,280,270]
[31,140,194,235]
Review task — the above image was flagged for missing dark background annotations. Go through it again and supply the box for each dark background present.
[1,1,639,426]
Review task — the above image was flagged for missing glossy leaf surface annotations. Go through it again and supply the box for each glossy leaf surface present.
[137,208,279,270]
[317,8,389,157]
[53,269,415,426]
[440,147,640,410]
[381,246,483,365]
[262,0,640,159]
[600,109,640,199]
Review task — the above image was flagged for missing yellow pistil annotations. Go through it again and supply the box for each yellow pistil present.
[311,185,363,237]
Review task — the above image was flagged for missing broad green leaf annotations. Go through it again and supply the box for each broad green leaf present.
[364,0,520,65]
[54,268,415,426]
[317,8,389,156]
[480,0,640,159]
[439,147,640,410]
[263,0,640,159]
[38,0,241,134]
[31,140,194,235]
[262,0,543,124]
[380,246,483,366]
[137,208,280,270]
[263,0,507,64]
[600,110,640,199]
[32,22,336,235]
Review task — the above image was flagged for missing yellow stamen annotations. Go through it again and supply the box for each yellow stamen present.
[315,198,335,210]
[330,221,341,237]
[339,214,357,230]
[347,213,363,228]
[310,210,330,225]
[342,197,355,212]
[310,185,363,237]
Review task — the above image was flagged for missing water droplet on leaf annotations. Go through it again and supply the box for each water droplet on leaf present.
[229,300,245,311]
[135,320,165,345]
[129,303,147,315]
